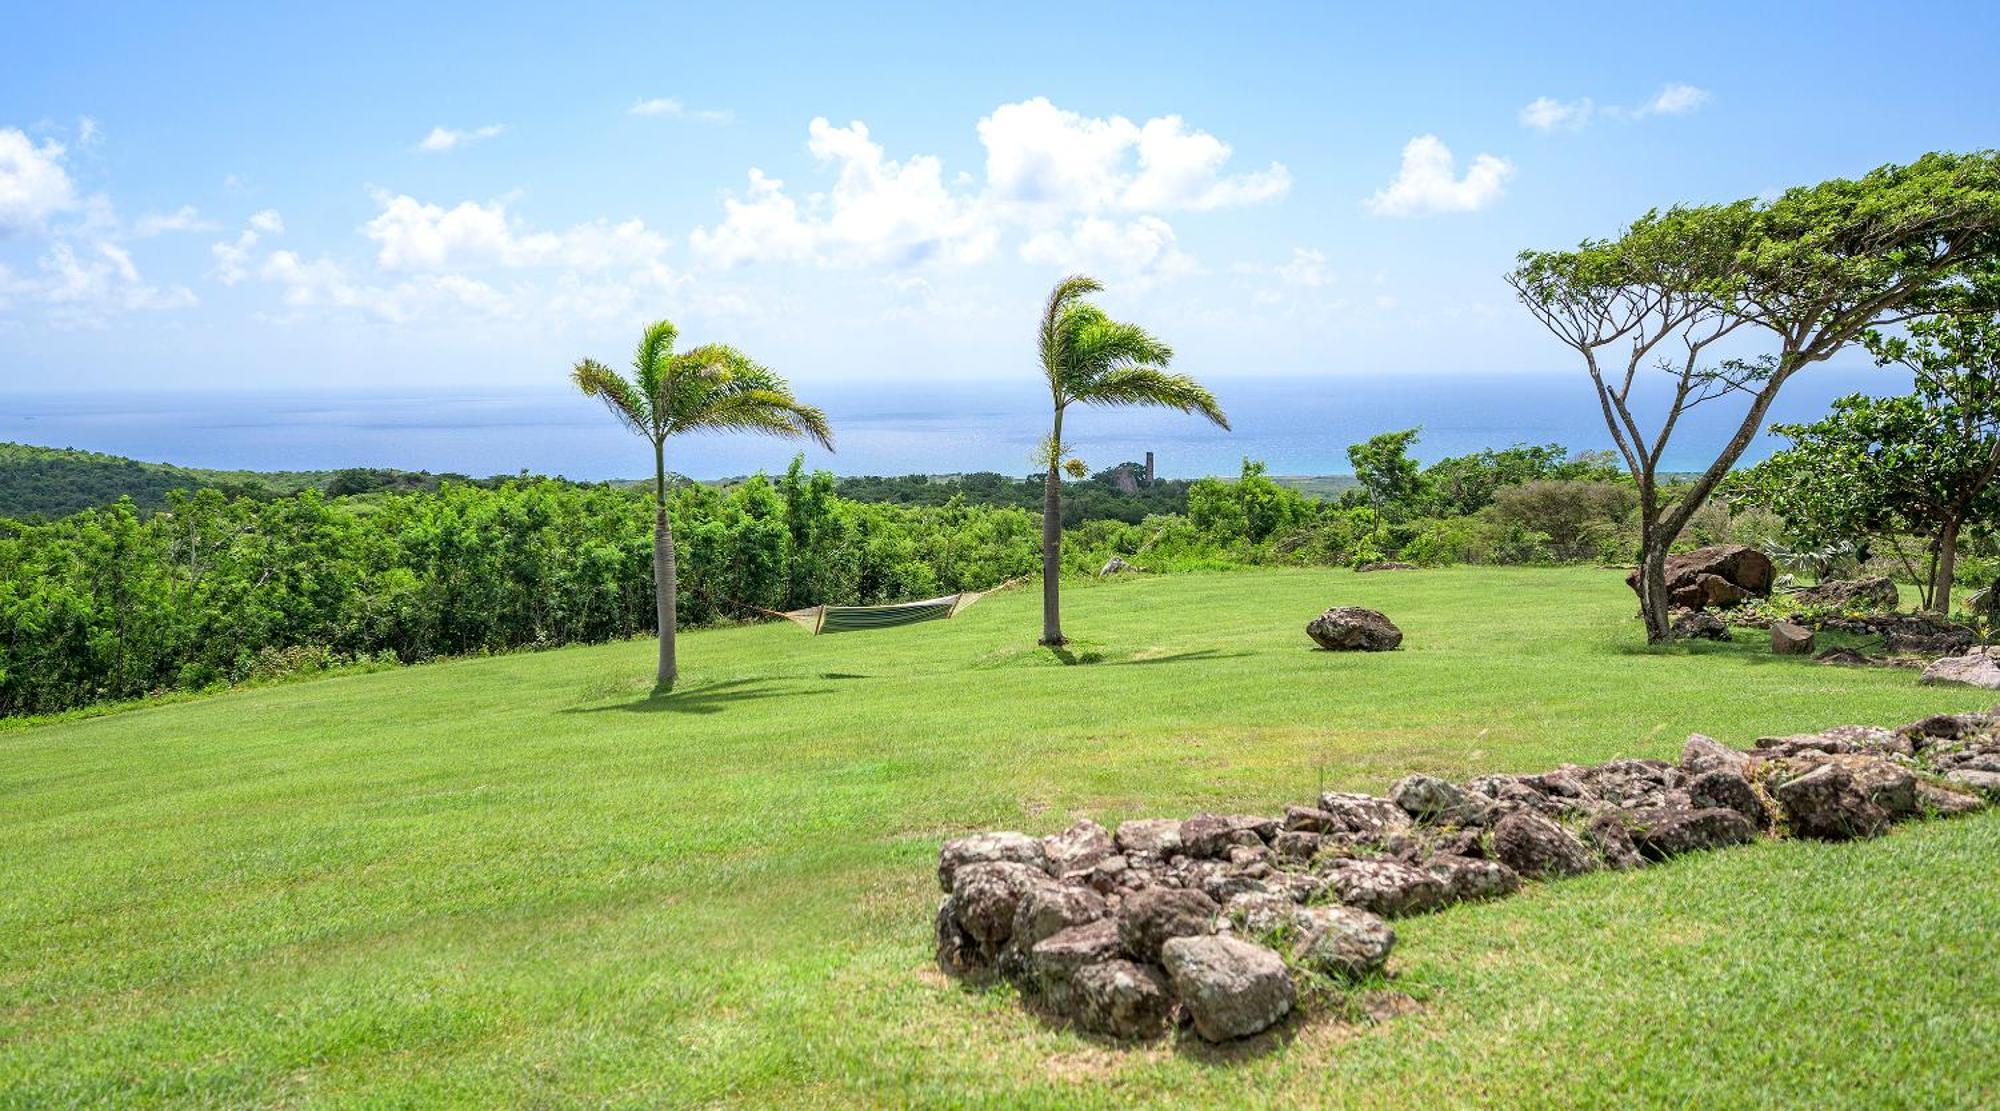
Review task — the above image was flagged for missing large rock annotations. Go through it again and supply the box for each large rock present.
[1042,819,1114,877]
[1771,763,1889,840]
[1920,650,2000,691]
[1680,733,1751,777]
[1629,544,1775,609]
[1423,853,1521,902]
[1290,905,1396,980]
[1315,792,1414,838]
[1945,768,2000,796]
[1687,769,1768,827]
[1029,918,1123,1007]
[1160,935,1295,1042]
[1307,607,1404,652]
[1794,576,1899,610]
[1179,813,1276,859]
[1771,621,1816,656]
[1012,882,1108,953]
[1319,858,1450,917]
[1070,959,1175,1040]
[1116,886,1217,962]
[938,831,1047,892]
[1670,610,1730,641]
[1389,774,1468,822]
[1627,807,1758,859]
[1113,818,1183,857]
[1491,811,1598,878]
[1919,781,1989,815]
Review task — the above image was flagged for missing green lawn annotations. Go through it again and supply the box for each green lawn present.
[3,567,1996,1107]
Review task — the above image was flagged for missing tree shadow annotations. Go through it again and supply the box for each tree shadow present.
[565,677,833,716]
[1108,649,1251,667]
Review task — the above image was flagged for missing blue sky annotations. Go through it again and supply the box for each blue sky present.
[5,1,1999,396]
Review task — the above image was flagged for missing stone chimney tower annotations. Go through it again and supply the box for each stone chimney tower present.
[1144,451,1155,484]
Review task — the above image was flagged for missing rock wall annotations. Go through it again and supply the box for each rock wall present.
[934,708,1999,1045]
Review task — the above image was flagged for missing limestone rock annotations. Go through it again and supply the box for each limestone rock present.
[1628,807,1758,859]
[1920,650,2000,691]
[1113,818,1183,857]
[1160,935,1295,1043]
[1794,576,1900,610]
[1116,886,1217,962]
[1490,810,1598,878]
[1319,858,1450,917]
[1306,607,1404,652]
[1772,763,1889,840]
[1687,769,1768,827]
[938,831,1047,892]
[1423,853,1520,902]
[1389,774,1468,822]
[1291,904,1396,980]
[1071,959,1175,1040]
[1681,733,1751,777]
[1042,819,1115,877]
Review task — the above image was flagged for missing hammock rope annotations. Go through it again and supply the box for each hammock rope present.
[710,576,1029,635]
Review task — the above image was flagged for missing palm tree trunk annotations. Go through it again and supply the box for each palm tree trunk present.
[1040,407,1065,646]
[653,438,678,689]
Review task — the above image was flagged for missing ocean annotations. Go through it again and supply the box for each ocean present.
[0,369,1907,481]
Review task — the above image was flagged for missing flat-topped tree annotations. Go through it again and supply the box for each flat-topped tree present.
[1035,275,1228,646]
[1509,151,2000,642]
[572,320,831,689]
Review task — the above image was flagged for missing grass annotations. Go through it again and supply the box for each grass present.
[2,566,1995,1107]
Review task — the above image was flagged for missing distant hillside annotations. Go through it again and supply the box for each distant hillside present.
[0,442,505,519]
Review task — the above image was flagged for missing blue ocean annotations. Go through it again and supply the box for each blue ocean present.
[0,369,1907,481]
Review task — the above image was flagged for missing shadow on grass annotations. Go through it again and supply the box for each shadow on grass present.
[1045,646,1251,668]
[565,677,833,716]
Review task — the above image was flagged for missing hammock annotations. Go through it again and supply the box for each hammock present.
[721,577,1027,635]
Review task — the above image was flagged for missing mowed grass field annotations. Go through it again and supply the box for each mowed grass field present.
[3,567,1997,1107]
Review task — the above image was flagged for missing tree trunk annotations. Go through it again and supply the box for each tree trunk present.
[1933,516,1962,616]
[1040,408,1066,646]
[1637,520,1673,644]
[653,438,678,690]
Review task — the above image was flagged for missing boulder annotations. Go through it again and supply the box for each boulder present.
[1070,959,1175,1040]
[1271,830,1326,864]
[1012,882,1109,953]
[1771,621,1816,656]
[1042,819,1114,877]
[1772,763,1889,840]
[938,831,1047,892]
[1389,774,1468,822]
[1687,769,1768,827]
[1029,918,1123,1005]
[1319,858,1450,917]
[1224,890,1298,936]
[1680,733,1751,777]
[1629,544,1775,609]
[1946,768,2000,796]
[946,861,1060,973]
[1315,792,1414,838]
[1116,886,1217,962]
[1627,807,1758,859]
[1670,610,1730,641]
[1098,556,1137,577]
[1917,781,1988,816]
[1794,576,1900,610]
[1423,853,1521,902]
[1113,818,1183,857]
[1920,650,2000,691]
[1581,812,1648,870]
[1290,905,1396,980]
[1491,811,1598,878]
[1306,607,1404,652]
[1160,935,1295,1043]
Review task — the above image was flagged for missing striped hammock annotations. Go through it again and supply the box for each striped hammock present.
[741,576,1026,636]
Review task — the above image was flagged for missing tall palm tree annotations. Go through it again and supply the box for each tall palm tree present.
[572,320,832,689]
[1036,275,1228,645]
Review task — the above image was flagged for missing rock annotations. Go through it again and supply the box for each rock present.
[1670,610,1730,641]
[1629,544,1775,609]
[1306,607,1404,652]
[1581,812,1647,869]
[1817,647,1876,667]
[1490,811,1598,878]
[1315,792,1414,838]
[1160,935,1295,1043]
[1012,882,1109,953]
[1290,905,1396,980]
[1389,774,1468,822]
[1920,650,2000,691]
[1627,807,1758,859]
[1098,556,1137,577]
[1113,818,1183,857]
[1794,576,1900,610]
[1319,858,1450,917]
[1178,813,1279,859]
[1029,918,1123,1005]
[938,831,1048,892]
[936,898,981,978]
[1116,886,1218,962]
[1070,959,1175,1040]
[1423,853,1520,902]
[1917,781,1988,816]
[1681,734,1751,777]
[946,861,1058,973]
[1771,621,1816,655]
[1283,804,1339,833]
[1042,819,1114,876]
[1224,890,1299,936]
[1687,770,1768,827]
[1356,561,1417,573]
[1271,830,1325,864]
[1772,763,1889,840]
[1945,768,2000,796]
[1831,755,1918,819]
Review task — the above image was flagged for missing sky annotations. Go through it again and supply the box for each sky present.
[4,1,2000,400]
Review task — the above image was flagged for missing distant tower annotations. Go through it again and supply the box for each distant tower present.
[1144,451,1155,484]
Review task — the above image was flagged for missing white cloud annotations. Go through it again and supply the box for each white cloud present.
[692,119,996,268]
[362,192,669,272]
[628,97,733,124]
[414,124,504,153]
[1019,216,1194,283]
[1639,83,1710,116]
[1519,97,1594,132]
[1365,135,1512,217]
[212,210,284,284]
[0,128,78,233]
[134,204,215,237]
[249,208,284,234]
[77,117,102,149]
[980,97,1289,215]
[1276,247,1331,287]
[28,240,196,325]
[258,249,512,323]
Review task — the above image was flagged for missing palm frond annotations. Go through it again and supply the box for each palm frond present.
[632,319,680,407]
[1039,273,1104,393]
[677,387,835,449]
[1075,368,1230,428]
[571,358,654,439]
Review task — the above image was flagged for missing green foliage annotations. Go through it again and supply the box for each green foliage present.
[1345,428,1425,521]
[834,466,1193,525]
[1421,444,1624,517]
[1488,480,1640,563]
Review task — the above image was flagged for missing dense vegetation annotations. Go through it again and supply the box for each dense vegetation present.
[837,464,1193,524]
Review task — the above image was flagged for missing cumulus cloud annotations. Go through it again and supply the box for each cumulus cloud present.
[414,124,504,153]
[628,97,733,124]
[258,249,513,323]
[27,240,196,326]
[212,210,283,284]
[1019,216,1194,283]
[0,128,78,233]
[1639,83,1710,116]
[1365,135,1512,217]
[362,192,670,272]
[691,98,1285,273]
[1519,96,1594,132]
[134,204,215,237]
[1276,247,1331,287]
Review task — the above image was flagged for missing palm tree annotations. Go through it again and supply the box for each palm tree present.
[1036,275,1228,645]
[572,320,832,689]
